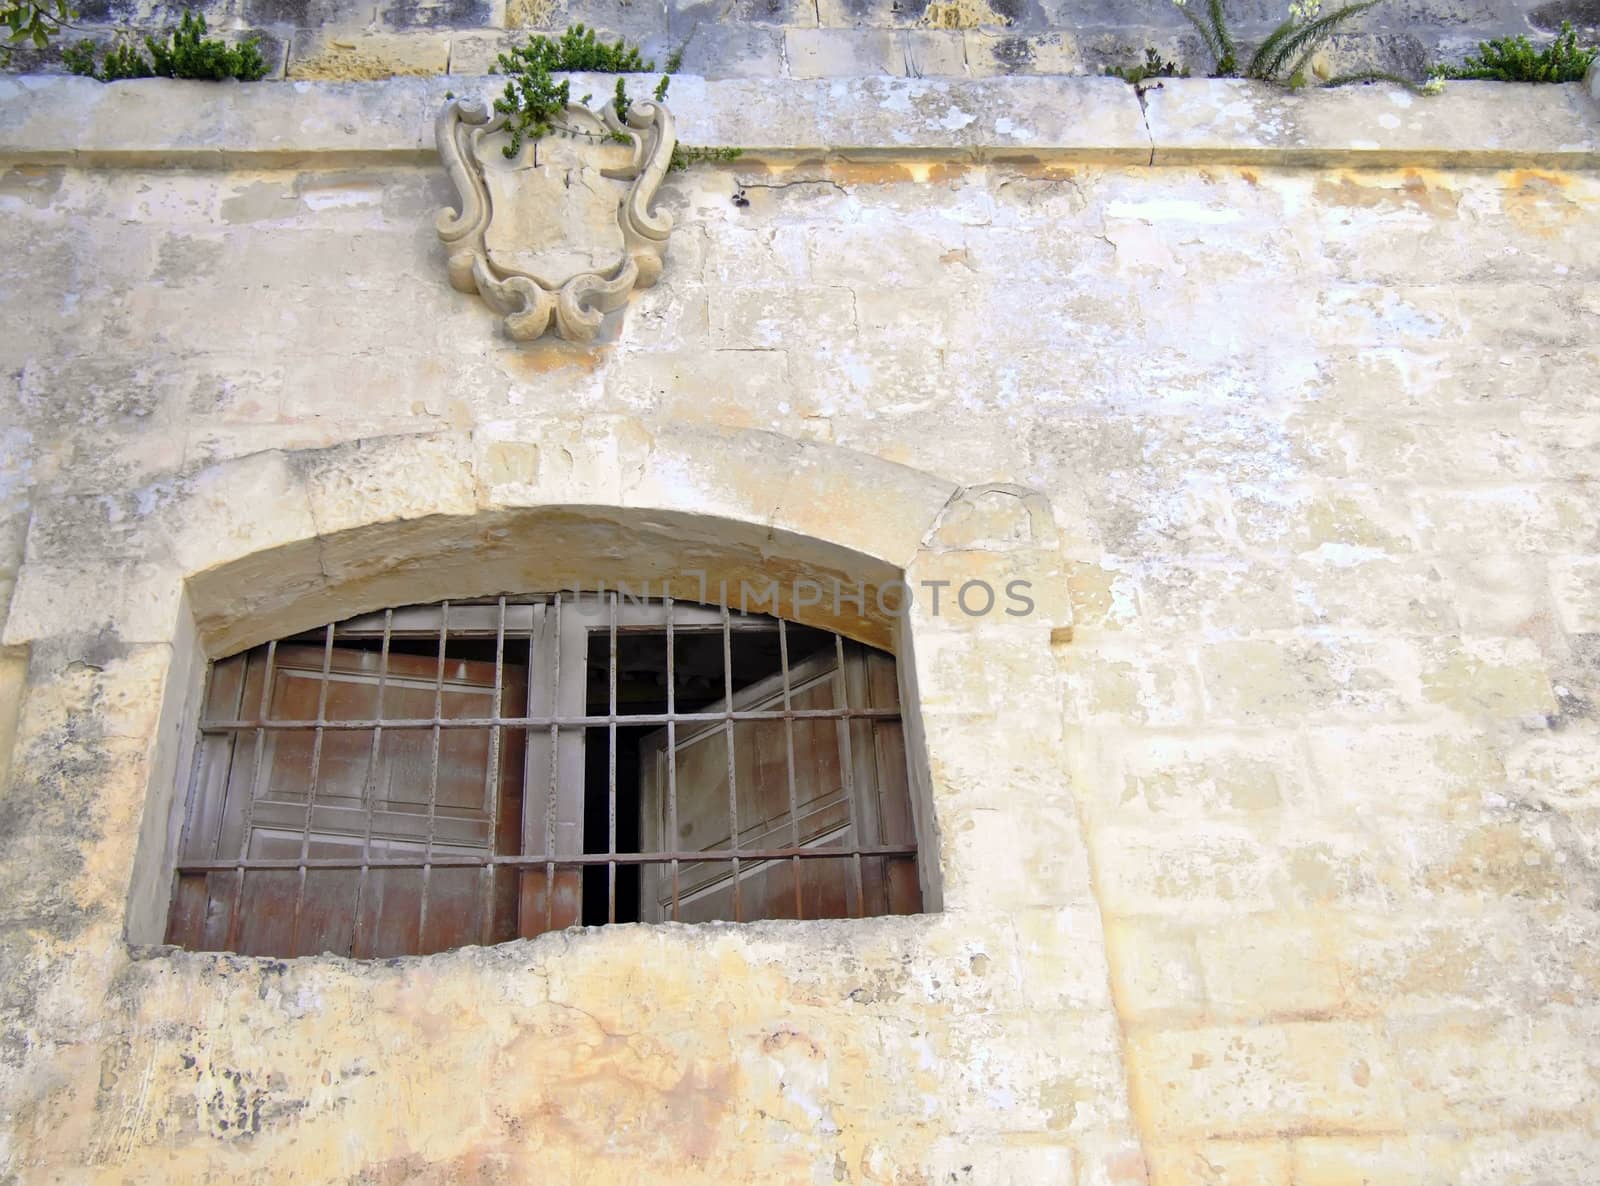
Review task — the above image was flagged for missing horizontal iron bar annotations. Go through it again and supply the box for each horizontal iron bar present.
[176,846,919,872]
[198,707,902,731]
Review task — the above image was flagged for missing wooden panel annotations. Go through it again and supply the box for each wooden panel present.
[172,642,527,957]
[638,643,915,924]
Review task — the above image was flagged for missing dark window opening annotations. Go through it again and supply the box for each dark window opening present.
[165,594,922,958]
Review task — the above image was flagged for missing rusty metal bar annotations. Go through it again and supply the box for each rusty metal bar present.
[544,593,561,933]
[665,597,679,921]
[722,604,741,923]
[778,619,803,919]
[197,707,901,731]
[416,601,450,950]
[178,845,918,872]
[349,609,394,958]
[222,638,277,952]
[836,633,865,919]
[478,596,507,945]
[288,623,337,954]
[606,591,619,924]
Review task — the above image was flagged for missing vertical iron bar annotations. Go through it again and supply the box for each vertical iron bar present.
[289,624,337,954]
[349,610,393,957]
[778,620,803,919]
[665,597,679,920]
[545,593,561,932]
[835,634,865,918]
[479,596,507,945]
[417,602,450,952]
[607,591,618,925]
[223,639,277,953]
[722,604,741,922]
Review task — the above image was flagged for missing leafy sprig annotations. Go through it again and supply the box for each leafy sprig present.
[63,10,267,82]
[491,23,670,159]
[2,0,72,65]
[1430,20,1597,82]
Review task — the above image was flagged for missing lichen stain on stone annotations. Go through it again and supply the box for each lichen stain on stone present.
[502,338,605,377]
[0,165,66,208]
[1500,169,1582,239]
[506,0,556,26]
[922,0,1013,27]
[1313,170,1460,218]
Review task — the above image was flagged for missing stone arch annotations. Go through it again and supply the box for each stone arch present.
[175,419,965,658]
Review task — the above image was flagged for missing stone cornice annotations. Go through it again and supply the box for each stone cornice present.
[1,71,1597,171]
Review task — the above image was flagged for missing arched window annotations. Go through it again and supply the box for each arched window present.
[165,593,922,958]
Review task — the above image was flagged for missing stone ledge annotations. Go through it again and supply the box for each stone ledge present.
[0,71,1596,170]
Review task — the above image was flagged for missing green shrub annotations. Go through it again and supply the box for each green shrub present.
[1431,21,1597,82]
[64,11,268,82]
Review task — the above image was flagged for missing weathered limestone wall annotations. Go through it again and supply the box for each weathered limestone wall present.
[8,0,1592,84]
[1,73,1599,1184]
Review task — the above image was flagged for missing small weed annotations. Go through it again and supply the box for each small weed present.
[669,144,744,171]
[1106,47,1188,83]
[1429,20,1597,82]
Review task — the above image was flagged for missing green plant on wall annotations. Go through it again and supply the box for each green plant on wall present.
[1430,21,1597,82]
[63,10,267,81]
[491,25,740,171]
[491,24,668,159]
[2,0,72,65]
[1167,0,1385,84]
[1106,47,1189,84]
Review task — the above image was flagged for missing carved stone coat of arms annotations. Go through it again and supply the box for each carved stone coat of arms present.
[435,96,676,342]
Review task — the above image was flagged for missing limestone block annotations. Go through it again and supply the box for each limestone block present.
[1291,1136,1463,1186]
[1137,558,1299,634]
[1060,644,1206,728]
[378,0,499,29]
[0,646,26,795]
[784,28,914,77]
[1291,555,1458,635]
[154,451,318,576]
[708,285,857,349]
[1198,637,1420,725]
[1009,906,1119,1012]
[1100,729,1298,818]
[1,563,183,647]
[964,30,1082,76]
[1503,730,1600,808]
[1144,78,1600,168]
[1418,636,1558,719]
[1388,1011,1599,1129]
[295,432,479,538]
[1302,724,1502,818]
[671,0,816,30]
[1091,823,1279,917]
[1128,1021,1405,1140]
[1193,914,1344,1019]
[1550,556,1600,634]
[287,30,451,79]
[663,25,787,79]
[1101,917,1206,1020]
[1336,907,1600,1016]
[1063,561,1139,632]
[1147,1140,1292,1186]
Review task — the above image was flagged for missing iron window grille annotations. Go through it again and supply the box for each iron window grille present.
[166,593,922,958]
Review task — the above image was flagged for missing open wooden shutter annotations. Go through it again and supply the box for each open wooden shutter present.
[637,639,920,923]
[167,644,526,957]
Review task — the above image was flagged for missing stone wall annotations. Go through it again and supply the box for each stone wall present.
[8,0,1597,82]
[1,71,1600,1184]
